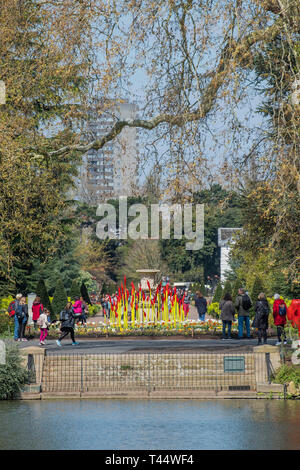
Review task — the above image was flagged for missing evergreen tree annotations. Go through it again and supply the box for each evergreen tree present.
[232,279,243,301]
[69,279,81,301]
[250,276,264,305]
[199,281,206,296]
[51,278,68,318]
[222,279,232,297]
[36,279,53,316]
[80,282,91,305]
[212,282,223,303]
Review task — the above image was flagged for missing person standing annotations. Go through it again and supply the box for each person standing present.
[72,296,82,325]
[56,302,78,347]
[195,291,207,321]
[183,289,191,318]
[37,308,50,346]
[273,293,288,345]
[16,296,29,342]
[12,293,23,341]
[235,288,252,339]
[32,296,43,329]
[252,293,270,345]
[80,297,88,325]
[220,293,235,339]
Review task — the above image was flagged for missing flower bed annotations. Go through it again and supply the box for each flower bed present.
[25,318,236,338]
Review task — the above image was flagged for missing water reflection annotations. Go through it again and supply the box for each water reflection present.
[0,400,299,450]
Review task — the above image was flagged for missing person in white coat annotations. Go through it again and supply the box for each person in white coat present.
[37,308,50,346]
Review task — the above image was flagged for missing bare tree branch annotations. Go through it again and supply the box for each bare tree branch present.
[46,16,283,160]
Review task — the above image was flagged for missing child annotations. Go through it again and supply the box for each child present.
[38,308,50,346]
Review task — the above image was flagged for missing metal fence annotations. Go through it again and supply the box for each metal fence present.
[40,352,258,393]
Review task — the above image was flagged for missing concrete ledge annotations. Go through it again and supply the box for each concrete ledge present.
[19,346,46,356]
[257,383,284,393]
[20,393,41,400]
[217,391,257,399]
[253,345,279,353]
[41,392,81,398]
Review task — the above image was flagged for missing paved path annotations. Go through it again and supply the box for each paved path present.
[19,337,278,355]
[19,305,278,355]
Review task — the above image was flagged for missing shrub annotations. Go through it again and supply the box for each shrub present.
[69,279,81,301]
[222,279,232,297]
[0,296,14,312]
[232,279,243,300]
[273,365,300,387]
[212,282,223,303]
[89,304,100,316]
[250,276,264,305]
[51,278,68,318]
[36,279,53,317]
[207,302,221,319]
[0,341,28,400]
[81,282,91,305]
[0,312,13,337]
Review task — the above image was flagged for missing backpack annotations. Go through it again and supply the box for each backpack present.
[278,304,287,316]
[37,315,44,327]
[8,301,16,317]
[60,310,69,322]
[242,294,252,311]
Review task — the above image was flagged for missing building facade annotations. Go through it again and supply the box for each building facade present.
[75,100,139,204]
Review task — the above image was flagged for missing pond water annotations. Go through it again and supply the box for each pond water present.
[0,399,300,450]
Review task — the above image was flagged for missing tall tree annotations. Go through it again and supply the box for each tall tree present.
[51,278,68,319]
[35,279,53,317]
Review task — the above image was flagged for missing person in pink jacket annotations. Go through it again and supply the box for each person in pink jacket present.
[72,297,82,324]
[32,296,43,329]
[273,293,288,345]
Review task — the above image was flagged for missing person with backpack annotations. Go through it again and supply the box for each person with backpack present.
[32,296,43,329]
[9,293,22,341]
[37,308,50,346]
[15,296,29,342]
[252,292,270,345]
[56,302,79,347]
[273,293,287,345]
[195,291,207,321]
[235,288,252,339]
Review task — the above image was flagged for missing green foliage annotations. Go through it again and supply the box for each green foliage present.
[0,341,28,400]
[69,279,81,301]
[232,279,243,300]
[0,312,12,336]
[207,302,221,318]
[51,278,68,318]
[80,282,91,305]
[160,185,243,279]
[36,279,53,316]
[199,281,206,296]
[212,282,223,303]
[251,276,265,304]
[274,365,300,387]
[222,279,232,297]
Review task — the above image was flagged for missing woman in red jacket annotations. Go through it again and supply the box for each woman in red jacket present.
[273,293,287,345]
[32,296,43,329]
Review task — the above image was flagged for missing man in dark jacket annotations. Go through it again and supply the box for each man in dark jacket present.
[235,288,252,339]
[252,293,270,344]
[195,291,207,321]
[56,302,78,347]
